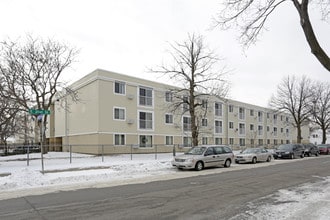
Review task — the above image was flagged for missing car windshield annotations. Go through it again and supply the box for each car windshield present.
[185,147,206,155]
[242,148,260,154]
[277,145,292,150]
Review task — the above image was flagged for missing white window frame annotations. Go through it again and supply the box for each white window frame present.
[139,111,153,130]
[183,116,191,132]
[215,102,222,117]
[215,120,223,134]
[139,135,153,147]
[114,134,125,145]
[165,136,173,145]
[239,107,245,120]
[239,123,245,135]
[229,121,234,129]
[114,81,126,95]
[114,107,125,120]
[139,86,153,107]
[165,91,173,102]
[165,113,173,124]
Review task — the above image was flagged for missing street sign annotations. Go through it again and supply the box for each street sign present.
[29,109,51,115]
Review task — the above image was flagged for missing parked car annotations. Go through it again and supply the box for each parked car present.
[235,147,272,164]
[303,143,319,157]
[273,144,305,159]
[171,145,234,171]
[317,144,330,155]
[13,145,41,154]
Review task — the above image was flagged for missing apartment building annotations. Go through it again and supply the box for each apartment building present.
[49,69,309,154]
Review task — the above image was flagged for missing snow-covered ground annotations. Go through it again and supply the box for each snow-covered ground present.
[1,152,330,219]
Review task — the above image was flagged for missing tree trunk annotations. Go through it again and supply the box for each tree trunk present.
[297,124,302,144]
[322,127,327,144]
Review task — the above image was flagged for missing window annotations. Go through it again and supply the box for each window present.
[229,105,234,113]
[183,136,192,147]
[202,137,208,145]
[114,108,125,120]
[202,99,208,108]
[139,87,153,106]
[215,120,223,134]
[267,139,270,144]
[281,128,284,133]
[229,122,234,129]
[258,111,263,123]
[114,81,125,94]
[165,136,173,145]
[258,139,263,146]
[229,138,234,145]
[239,107,245,120]
[250,109,254,116]
[140,135,152,147]
[183,116,191,131]
[239,123,245,135]
[215,102,222,116]
[250,124,254,131]
[286,129,289,137]
[165,114,173,124]
[267,126,270,132]
[274,139,278,145]
[273,114,277,124]
[258,125,263,136]
[202,118,208,126]
[267,113,270,119]
[273,127,278,136]
[165,91,172,102]
[183,96,189,112]
[114,134,125,145]
[239,138,245,146]
[215,137,222,145]
[139,111,153,129]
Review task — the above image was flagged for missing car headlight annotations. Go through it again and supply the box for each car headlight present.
[285,151,290,154]
[186,158,194,163]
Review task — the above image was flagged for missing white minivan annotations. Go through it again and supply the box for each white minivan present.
[171,145,234,171]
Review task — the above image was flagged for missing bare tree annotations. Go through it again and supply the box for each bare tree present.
[215,0,330,72]
[151,34,229,146]
[269,75,313,143]
[0,35,79,149]
[311,81,330,144]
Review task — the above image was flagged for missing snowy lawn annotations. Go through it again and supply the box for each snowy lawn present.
[1,152,330,219]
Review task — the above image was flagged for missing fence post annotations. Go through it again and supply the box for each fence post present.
[102,145,104,162]
[130,144,133,160]
[155,144,158,160]
[69,145,72,164]
[27,145,30,166]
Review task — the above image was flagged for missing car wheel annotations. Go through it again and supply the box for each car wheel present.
[224,159,231,168]
[301,153,305,158]
[291,153,295,159]
[252,157,257,164]
[266,156,271,162]
[315,152,319,157]
[195,161,204,171]
[235,160,239,164]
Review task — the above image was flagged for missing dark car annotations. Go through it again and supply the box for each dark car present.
[13,145,41,154]
[273,144,305,159]
[303,143,319,157]
[317,144,330,155]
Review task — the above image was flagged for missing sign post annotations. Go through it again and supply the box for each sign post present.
[29,109,51,174]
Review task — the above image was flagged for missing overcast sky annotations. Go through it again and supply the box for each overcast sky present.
[1,0,329,107]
